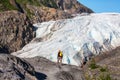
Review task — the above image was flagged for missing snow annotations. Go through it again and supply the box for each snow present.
[12,13,120,66]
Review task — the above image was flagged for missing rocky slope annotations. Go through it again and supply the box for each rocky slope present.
[54,0,93,13]
[83,46,120,80]
[0,11,35,53]
[26,5,72,23]
[23,0,93,23]
[0,54,36,80]
[0,0,93,23]
[26,0,93,23]
[96,47,120,80]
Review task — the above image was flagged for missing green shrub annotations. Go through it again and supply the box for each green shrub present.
[40,0,57,8]
[89,58,99,69]
[85,72,111,80]
[16,0,40,6]
[0,0,17,11]
[98,73,111,80]
[0,0,57,12]
[100,67,108,72]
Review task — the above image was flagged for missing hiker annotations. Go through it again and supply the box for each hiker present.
[57,50,63,64]
[57,0,64,10]
[81,57,88,68]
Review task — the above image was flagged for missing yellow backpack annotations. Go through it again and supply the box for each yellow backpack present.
[59,51,63,57]
[60,51,63,57]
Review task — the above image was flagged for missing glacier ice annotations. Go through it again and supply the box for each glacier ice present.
[12,13,120,66]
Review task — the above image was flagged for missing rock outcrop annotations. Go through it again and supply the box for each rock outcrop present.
[25,56,85,80]
[0,54,36,80]
[0,11,35,53]
[26,5,72,23]
[55,0,93,13]
[26,0,93,23]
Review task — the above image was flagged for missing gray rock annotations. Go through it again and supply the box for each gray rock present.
[0,11,35,53]
[0,54,36,80]
[25,56,85,80]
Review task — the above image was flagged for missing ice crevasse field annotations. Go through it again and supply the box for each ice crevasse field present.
[12,13,120,66]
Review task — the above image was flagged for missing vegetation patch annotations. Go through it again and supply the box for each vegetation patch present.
[0,0,17,11]
[85,71,111,80]
[85,57,112,80]
[100,66,108,72]
[89,58,99,69]
[16,0,41,6]
[40,0,57,8]
[0,0,57,12]
[97,73,111,80]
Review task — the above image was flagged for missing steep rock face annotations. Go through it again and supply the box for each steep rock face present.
[26,5,72,23]
[38,0,93,13]
[55,0,93,13]
[26,0,93,23]
[0,54,36,80]
[0,11,35,53]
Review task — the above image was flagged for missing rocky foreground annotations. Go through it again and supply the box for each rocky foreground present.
[0,46,120,80]
[0,54,36,80]
[0,54,84,80]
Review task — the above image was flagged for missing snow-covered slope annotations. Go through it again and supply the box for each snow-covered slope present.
[12,13,120,66]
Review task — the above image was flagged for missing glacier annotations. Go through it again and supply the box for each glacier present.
[12,13,120,66]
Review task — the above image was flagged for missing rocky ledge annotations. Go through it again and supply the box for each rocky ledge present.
[0,54,36,80]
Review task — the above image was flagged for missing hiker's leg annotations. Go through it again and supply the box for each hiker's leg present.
[57,57,59,63]
[60,58,62,64]
[81,59,84,68]
[61,58,62,64]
